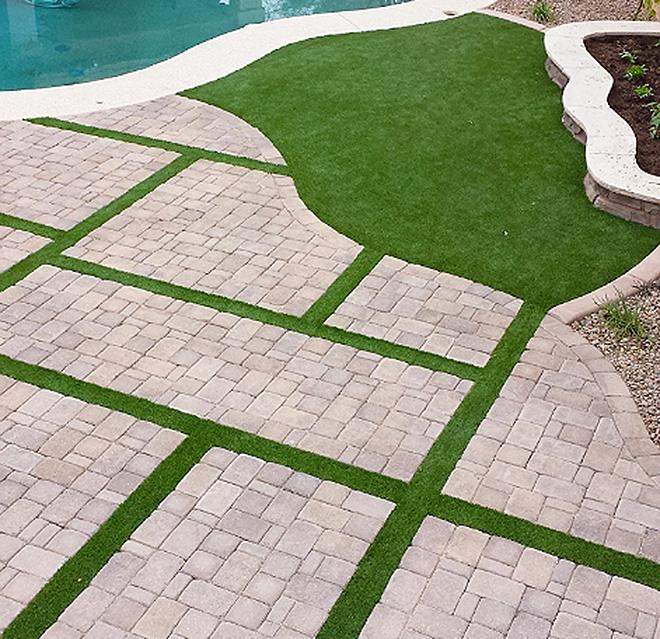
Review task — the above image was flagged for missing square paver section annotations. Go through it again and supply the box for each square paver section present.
[0,227,50,274]
[326,256,522,367]
[0,120,177,230]
[0,266,471,481]
[64,160,361,316]
[69,94,285,164]
[43,449,395,639]
[0,375,185,631]
[443,315,660,562]
[361,516,660,639]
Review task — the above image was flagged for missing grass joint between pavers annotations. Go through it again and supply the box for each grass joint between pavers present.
[28,116,292,176]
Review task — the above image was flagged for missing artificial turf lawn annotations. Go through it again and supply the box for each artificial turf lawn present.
[184,12,660,309]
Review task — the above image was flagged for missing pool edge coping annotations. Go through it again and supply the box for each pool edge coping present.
[0,0,494,121]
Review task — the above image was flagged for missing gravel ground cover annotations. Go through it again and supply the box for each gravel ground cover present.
[573,284,660,443]
[489,0,645,26]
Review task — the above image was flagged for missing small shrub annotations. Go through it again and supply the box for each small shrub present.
[645,102,660,138]
[635,83,654,99]
[529,0,554,23]
[619,49,638,63]
[624,64,647,80]
[597,292,648,341]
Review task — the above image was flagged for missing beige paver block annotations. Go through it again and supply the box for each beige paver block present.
[551,612,611,639]
[0,267,470,481]
[0,227,51,274]
[46,451,394,639]
[64,160,360,316]
[0,121,176,230]
[0,376,185,631]
[361,517,660,639]
[326,256,522,367]
[69,95,285,165]
[381,569,427,613]
[132,596,187,638]
[445,526,489,566]
[31,458,84,486]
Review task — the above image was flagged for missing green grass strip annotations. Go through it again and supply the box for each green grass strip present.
[29,117,290,176]
[0,353,405,504]
[409,300,547,494]
[52,254,480,381]
[317,501,427,639]
[2,436,211,639]
[435,495,660,592]
[315,323,480,381]
[317,300,546,639]
[0,212,63,240]
[301,247,383,327]
[0,155,194,295]
[52,254,303,331]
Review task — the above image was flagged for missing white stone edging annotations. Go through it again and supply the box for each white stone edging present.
[549,243,660,323]
[545,21,660,207]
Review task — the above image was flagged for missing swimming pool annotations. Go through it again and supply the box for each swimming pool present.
[0,0,407,91]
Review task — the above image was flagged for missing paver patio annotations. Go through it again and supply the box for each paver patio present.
[63,160,361,316]
[1,14,660,638]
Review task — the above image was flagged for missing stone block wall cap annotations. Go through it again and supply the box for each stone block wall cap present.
[545,21,660,213]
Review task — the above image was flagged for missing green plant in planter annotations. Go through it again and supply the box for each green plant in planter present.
[619,49,638,63]
[597,291,649,341]
[636,0,658,19]
[624,64,647,79]
[645,101,660,138]
[635,83,654,99]
[529,0,554,23]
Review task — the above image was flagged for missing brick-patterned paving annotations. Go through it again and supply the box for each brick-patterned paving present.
[64,160,361,316]
[0,266,471,481]
[0,376,185,631]
[326,256,522,367]
[42,449,394,639]
[444,315,660,562]
[2,86,660,639]
[69,95,286,165]
[0,121,177,230]
[0,227,50,274]
[361,517,660,639]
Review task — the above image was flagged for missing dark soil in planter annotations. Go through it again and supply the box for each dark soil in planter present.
[585,35,660,176]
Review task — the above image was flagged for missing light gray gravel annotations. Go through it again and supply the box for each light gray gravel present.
[572,283,660,444]
[488,0,648,26]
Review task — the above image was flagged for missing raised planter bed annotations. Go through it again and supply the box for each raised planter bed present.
[545,22,660,228]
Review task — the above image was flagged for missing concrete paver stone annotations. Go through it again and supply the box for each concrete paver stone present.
[64,160,361,316]
[327,256,522,367]
[0,227,51,274]
[0,121,177,230]
[0,266,471,481]
[360,517,660,639]
[0,375,185,631]
[69,95,286,165]
[44,450,394,638]
[444,315,660,562]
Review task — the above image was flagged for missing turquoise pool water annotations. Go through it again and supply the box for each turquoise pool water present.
[0,0,407,91]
